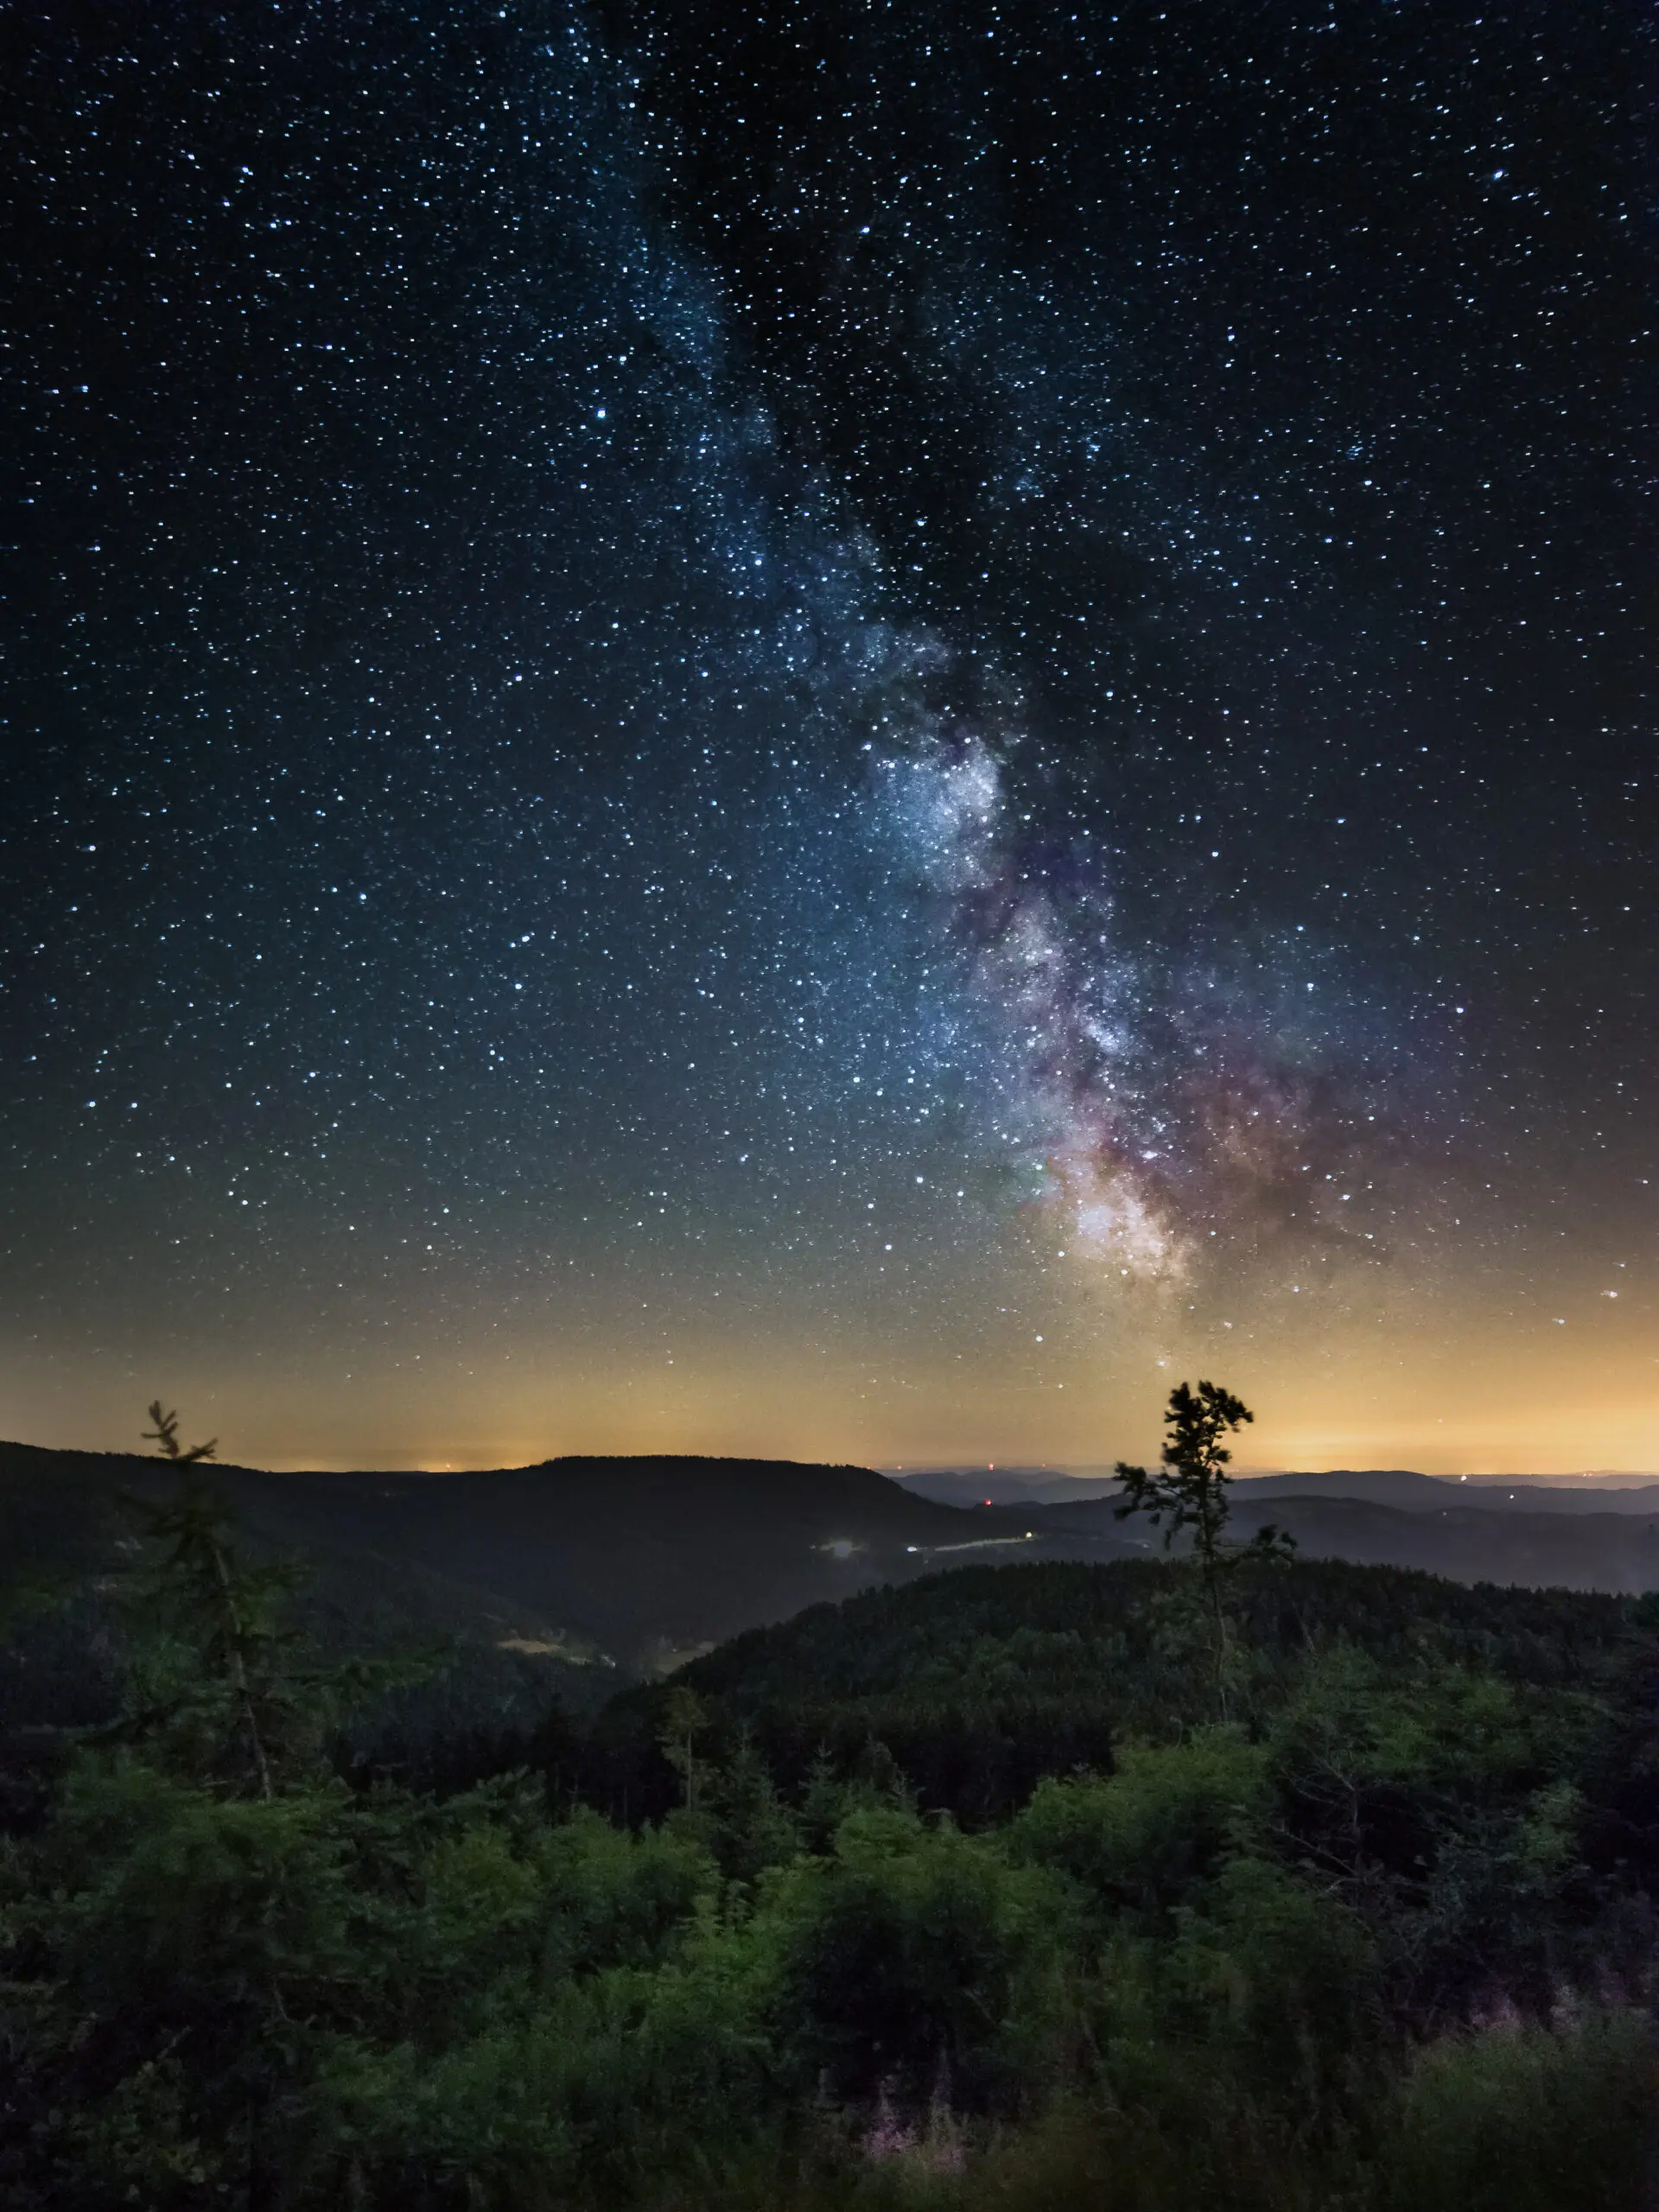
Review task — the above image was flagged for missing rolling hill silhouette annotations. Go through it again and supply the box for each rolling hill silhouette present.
[1032,1484,1659,1592]
[9,1439,1659,1713]
[0,1440,1052,1673]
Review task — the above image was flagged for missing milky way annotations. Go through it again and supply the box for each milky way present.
[3,2,1653,1471]
[872,722,1427,1285]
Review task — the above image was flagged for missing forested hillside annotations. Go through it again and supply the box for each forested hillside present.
[585,1558,1643,1824]
[3,1465,1657,2210]
[0,1439,1053,1707]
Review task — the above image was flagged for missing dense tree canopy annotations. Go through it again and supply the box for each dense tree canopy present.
[3,1465,1658,2209]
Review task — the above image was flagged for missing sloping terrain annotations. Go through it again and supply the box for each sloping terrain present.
[1231,1493,1659,1590]
[899,1465,1659,1513]
[1032,1486,1659,1592]
[0,1440,1040,1674]
[588,1554,1645,1826]
[1236,1469,1659,1515]
[12,1434,1659,1740]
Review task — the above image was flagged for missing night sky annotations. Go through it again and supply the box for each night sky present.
[4,1,1653,1474]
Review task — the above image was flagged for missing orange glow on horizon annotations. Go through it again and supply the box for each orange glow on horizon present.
[5,1274,1656,1480]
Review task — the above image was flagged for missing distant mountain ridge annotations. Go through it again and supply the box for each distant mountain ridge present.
[893,1465,1659,1511]
[1026,1486,1659,1595]
[9,1438,1659,1702]
[0,1440,1044,1677]
[1234,1469,1659,1514]
[889,1466,1123,1505]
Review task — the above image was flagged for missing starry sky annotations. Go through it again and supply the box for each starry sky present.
[3,0,1654,1475]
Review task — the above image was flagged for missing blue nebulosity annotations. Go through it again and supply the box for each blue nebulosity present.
[1,1,1652,1429]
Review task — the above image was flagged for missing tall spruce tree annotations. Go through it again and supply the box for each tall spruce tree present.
[1116,1381,1292,1720]
[129,1403,288,1796]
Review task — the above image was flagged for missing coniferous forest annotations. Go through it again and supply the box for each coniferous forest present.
[3,1404,1659,2209]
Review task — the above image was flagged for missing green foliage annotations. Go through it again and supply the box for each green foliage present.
[704,1729,804,1882]
[765,1805,1076,2108]
[3,1458,1659,2209]
[1112,1852,1383,2121]
[658,1683,713,1808]
[1262,1648,1610,2013]
[1381,2010,1656,2212]
[1114,1382,1296,1723]
[111,1415,439,1806]
[117,1473,305,1797]
[1007,1731,1268,1926]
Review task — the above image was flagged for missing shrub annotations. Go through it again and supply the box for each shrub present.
[1382,2008,1656,2212]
